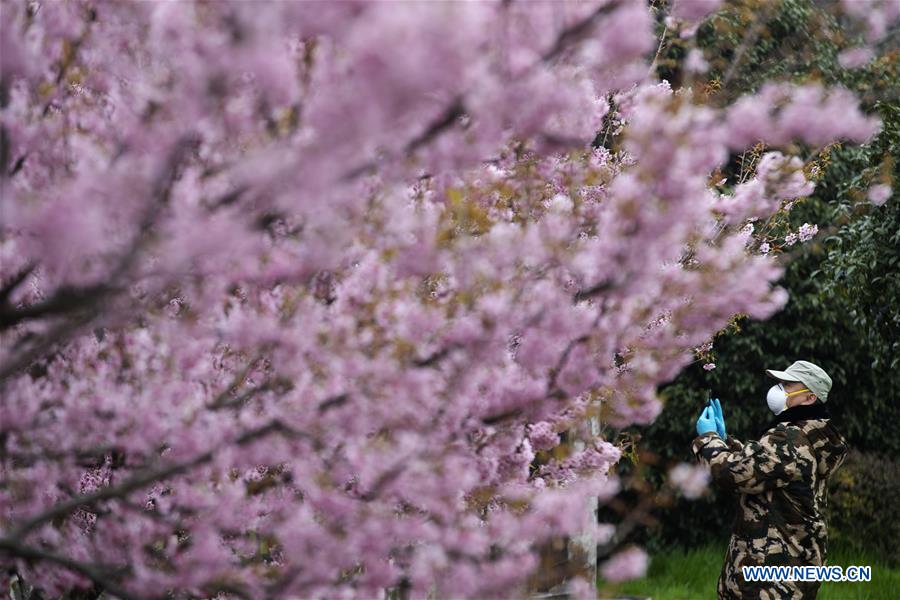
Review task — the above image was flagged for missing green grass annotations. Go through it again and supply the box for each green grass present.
[598,543,899,599]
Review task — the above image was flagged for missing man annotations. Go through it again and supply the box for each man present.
[691,360,849,599]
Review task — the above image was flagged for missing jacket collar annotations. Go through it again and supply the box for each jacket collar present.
[769,402,831,428]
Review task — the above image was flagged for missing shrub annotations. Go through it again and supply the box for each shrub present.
[827,450,900,566]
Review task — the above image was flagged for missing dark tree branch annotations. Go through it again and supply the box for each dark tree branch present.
[411,343,460,368]
[481,408,523,425]
[0,538,138,600]
[206,382,275,411]
[0,282,110,330]
[405,95,465,155]
[358,462,407,502]
[0,263,36,307]
[5,419,303,541]
[540,0,622,63]
[317,393,349,413]
[546,334,590,397]
[0,124,10,176]
[205,356,275,410]
[0,310,97,383]
[340,2,622,182]
[573,279,614,303]
[0,137,197,385]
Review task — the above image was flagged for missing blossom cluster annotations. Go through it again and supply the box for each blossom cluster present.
[0,1,886,597]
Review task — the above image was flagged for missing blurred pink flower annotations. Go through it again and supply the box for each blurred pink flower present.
[838,47,874,69]
[671,0,723,21]
[669,463,711,499]
[685,48,709,73]
[868,184,892,206]
[601,546,649,583]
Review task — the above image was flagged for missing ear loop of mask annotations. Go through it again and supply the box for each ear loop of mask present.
[778,383,812,398]
[787,388,811,397]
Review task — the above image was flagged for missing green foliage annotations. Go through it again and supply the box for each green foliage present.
[815,102,900,373]
[828,451,900,566]
[631,0,900,554]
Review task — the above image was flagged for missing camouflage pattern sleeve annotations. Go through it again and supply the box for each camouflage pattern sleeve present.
[725,436,744,452]
[691,426,813,495]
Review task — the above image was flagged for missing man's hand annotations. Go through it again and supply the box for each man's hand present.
[696,404,717,436]
[712,397,727,440]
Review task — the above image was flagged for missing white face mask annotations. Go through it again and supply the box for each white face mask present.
[766,383,811,415]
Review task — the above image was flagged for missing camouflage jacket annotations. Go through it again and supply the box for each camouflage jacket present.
[691,403,849,599]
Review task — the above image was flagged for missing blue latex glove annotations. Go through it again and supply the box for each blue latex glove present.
[712,397,727,440]
[696,405,717,436]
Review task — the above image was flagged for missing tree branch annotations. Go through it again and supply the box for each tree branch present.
[341,1,623,182]
[0,137,197,385]
[5,419,301,541]
[0,282,110,330]
[540,0,622,63]
[573,279,614,303]
[0,263,36,307]
[0,538,138,600]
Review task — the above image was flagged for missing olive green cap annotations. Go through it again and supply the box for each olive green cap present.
[765,360,833,402]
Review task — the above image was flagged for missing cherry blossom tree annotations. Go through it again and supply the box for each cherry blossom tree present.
[0,1,886,598]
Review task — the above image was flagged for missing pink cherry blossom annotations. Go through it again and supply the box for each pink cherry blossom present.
[671,0,724,22]
[798,223,819,242]
[601,546,650,582]
[0,1,888,597]
[838,47,874,69]
[669,463,711,499]
[529,421,561,452]
[868,184,892,206]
